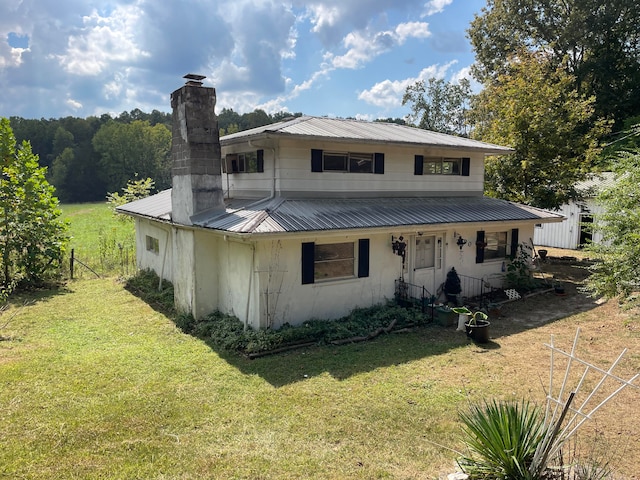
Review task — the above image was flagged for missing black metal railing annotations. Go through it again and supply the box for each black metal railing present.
[458,273,503,307]
[394,278,436,318]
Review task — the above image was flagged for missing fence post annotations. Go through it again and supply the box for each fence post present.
[70,248,74,280]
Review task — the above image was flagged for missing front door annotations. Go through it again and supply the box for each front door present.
[408,234,444,299]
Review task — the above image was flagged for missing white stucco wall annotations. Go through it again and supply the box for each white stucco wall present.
[135,218,538,329]
[134,219,173,283]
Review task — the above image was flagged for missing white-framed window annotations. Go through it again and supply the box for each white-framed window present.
[314,242,355,281]
[323,151,373,173]
[302,239,370,284]
[423,157,461,175]
[223,150,263,173]
[145,235,159,254]
[484,231,508,260]
[311,149,384,174]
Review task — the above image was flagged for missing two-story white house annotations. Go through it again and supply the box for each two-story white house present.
[118,79,563,329]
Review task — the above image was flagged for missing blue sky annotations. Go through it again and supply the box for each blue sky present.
[0,0,487,120]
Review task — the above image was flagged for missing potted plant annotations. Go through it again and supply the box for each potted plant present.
[444,267,462,305]
[452,306,490,343]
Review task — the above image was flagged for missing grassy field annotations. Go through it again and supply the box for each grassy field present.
[1,274,639,478]
[1,208,639,478]
[60,202,136,278]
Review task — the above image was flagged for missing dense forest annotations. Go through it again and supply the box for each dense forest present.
[8,108,302,203]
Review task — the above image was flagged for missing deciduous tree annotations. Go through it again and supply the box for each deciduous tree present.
[402,77,472,136]
[0,118,68,289]
[585,147,640,307]
[468,0,640,125]
[472,52,610,209]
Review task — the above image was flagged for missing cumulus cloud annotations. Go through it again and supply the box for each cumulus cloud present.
[357,61,458,109]
[331,22,430,69]
[422,0,454,17]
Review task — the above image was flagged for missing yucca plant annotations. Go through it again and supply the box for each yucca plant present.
[457,399,549,479]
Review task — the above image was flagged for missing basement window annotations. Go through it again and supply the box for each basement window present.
[145,235,159,254]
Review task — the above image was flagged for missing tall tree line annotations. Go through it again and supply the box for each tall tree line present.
[9,108,300,204]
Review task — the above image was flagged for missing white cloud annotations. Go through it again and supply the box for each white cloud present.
[57,6,149,76]
[331,22,430,69]
[65,98,83,110]
[357,61,457,109]
[422,0,454,17]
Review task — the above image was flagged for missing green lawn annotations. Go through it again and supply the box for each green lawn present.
[1,278,473,479]
[60,202,135,278]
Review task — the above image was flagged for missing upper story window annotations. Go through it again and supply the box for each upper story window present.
[223,149,264,174]
[311,149,384,174]
[414,155,470,176]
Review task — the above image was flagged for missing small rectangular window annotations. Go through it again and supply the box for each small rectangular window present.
[421,157,463,175]
[318,151,375,173]
[145,235,159,254]
[314,242,355,281]
[323,152,348,171]
[224,151,260,173]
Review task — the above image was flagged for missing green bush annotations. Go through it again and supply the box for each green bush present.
[125,270,429,355]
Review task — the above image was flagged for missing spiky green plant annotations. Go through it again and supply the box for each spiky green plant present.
[457,399,549,479]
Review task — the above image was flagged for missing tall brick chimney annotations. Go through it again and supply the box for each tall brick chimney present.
[170,74,225,224]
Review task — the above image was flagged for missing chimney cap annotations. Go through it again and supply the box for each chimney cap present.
[183,73,206,86]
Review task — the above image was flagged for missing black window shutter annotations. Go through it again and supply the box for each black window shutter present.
[301,242,315,284]
[475,230,485,264]
[257,149,264,173]
[358,239,370,278]
[311,149,323,172]
[461,157,470,176]
[414,155,424,175]
[510,228,519,258]
[374,153,384,174]
[231,159,239,173]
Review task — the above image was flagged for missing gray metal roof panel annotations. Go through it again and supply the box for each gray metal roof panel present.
[117,190,563,234]
[221,116,514,153]
[195,196,564,233]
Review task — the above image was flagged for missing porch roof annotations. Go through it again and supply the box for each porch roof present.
[117,190,564,234]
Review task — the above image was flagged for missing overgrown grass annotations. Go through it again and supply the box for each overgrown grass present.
[61,202,136,278]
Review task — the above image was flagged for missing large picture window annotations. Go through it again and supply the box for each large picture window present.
[302,239,370,284]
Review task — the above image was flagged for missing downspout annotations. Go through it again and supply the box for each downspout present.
[158,228,171,291]
[244,242,256,331]
[248,139,277,200]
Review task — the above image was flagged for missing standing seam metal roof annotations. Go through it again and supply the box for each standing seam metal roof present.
[220,116,514,153]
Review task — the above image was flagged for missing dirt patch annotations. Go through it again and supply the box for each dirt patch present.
[473,250,640,478]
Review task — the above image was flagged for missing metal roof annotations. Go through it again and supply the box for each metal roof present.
[117,189,563,234]
[221,116,514,154]
[576,172,617,195]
